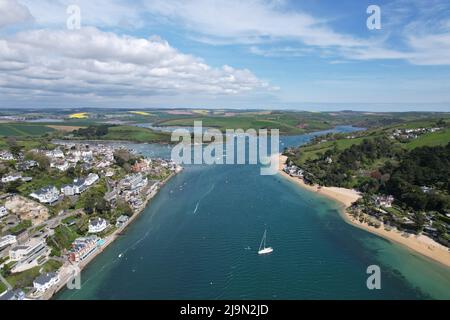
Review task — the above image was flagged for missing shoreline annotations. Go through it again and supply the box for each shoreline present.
[43,171,179,300]
[278,154,450,268]
[52,138,173,145]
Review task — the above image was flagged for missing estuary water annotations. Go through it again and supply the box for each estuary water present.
[57,126,450,300]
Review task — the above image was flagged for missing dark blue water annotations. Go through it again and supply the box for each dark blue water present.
[57,127,450,299]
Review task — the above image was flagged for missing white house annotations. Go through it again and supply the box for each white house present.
[121,173,147,192]
[0,151,14,161]
[61,185,75,196]
[88,218,107,233]
[0,206,8,218]
[1,173,22,183]
[45,149,65,159]
[376,195,395,208]
[50,160,70,171]
[30,186,60,204]
[9,239,46,261]
[115,215,129,228]
[81,150,93,161]
[0,289,25,300]
[33,272,60,293]
[0,235,17,248]
[84,173,99,186]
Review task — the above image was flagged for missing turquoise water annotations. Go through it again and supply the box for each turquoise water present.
[57,127,450,300]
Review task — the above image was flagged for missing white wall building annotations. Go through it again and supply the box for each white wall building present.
[45,149,65,159]
[30,186,60,204]
[1,173,22,183]
[33,272,60,293]
[9,239,46,261]
[0,206,8,218]
[50,161,70,171]
[0,235,17,248]
[85,173,99,186]
[0,151,14,161]
[88,218,107,233]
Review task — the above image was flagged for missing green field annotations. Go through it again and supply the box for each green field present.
[103,125,171,143]
[0,137,47,150]
[0,123,55,137]
[294,122,450,164]
[293,131,387,164]
[5,259,62,289]
[157,114,333,134]
[0,281,6,294]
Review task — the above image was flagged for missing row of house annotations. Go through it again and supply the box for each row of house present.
[1,172,32,184]
[390,127,442,141]
[68,236,99,262]
[29,173,100,204]
[61,173,99,196]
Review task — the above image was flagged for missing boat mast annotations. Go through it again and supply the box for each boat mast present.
[259,230,267,251]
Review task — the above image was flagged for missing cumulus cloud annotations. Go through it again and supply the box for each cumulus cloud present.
[0,0,33,28]
[0,27,272,100]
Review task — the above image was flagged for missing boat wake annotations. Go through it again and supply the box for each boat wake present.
[193,201,199,214]
[191,183,215,215]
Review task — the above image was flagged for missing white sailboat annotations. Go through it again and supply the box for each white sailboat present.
[258,230,273,255]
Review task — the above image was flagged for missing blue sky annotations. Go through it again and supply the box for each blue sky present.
[0,0,450,111]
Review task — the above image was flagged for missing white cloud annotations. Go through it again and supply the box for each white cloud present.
[8,0,450,67]
[145,0,367,48]
[0,27,272,101]
[144,0,450,66]
[0,0,33,28]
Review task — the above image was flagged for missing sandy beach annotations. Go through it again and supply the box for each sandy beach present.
[278,154,450,268]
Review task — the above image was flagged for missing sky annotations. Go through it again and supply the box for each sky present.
[0,0,450,111]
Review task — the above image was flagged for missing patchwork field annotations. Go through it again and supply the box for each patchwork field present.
[156,114,333,134]
[103,125,171,143]
[0,123,55,137]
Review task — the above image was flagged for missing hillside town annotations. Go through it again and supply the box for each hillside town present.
[0,142,181,300]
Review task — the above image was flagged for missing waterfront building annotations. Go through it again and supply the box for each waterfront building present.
[88,218,107,233]
[68,236,99,262]
[33,272,60,293]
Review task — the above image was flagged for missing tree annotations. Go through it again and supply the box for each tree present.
[6,136,21,156]
[25,151,50,171]
[116,200,133,217]
[6,180,22,193]
[83,189,110,215]
[412,212,426,233]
